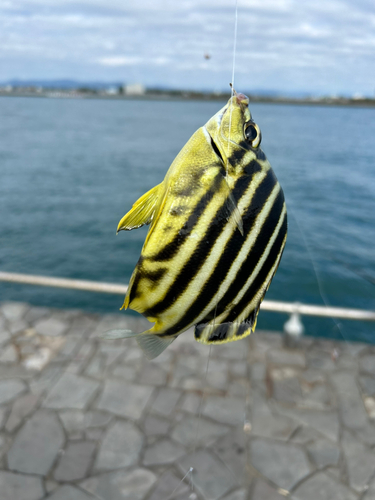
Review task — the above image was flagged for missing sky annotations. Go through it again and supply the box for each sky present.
[0,0,374,96]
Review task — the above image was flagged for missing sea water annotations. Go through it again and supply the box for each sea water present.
[0,96,374,343]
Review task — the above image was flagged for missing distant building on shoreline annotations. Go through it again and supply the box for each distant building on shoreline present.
[124,83,145,96]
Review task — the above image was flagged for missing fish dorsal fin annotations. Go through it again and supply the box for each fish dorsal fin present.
[223,177,244,236]
[117,183,162,232]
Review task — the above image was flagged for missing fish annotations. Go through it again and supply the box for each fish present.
[104,91,287,359]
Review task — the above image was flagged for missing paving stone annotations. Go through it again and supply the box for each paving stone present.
[139,363,168,386]
[267,349,306,367]
[144,415,170,436]
[86,428,104,440]
[5,393,39,432]
[0,379,27,405]
[45,479,59,494]
[85,410,112,428]
[364,397,375,418]
[272,376,302,403]
[96,380,153,419]
[143,438,185,466]
[179,393,201,414]
[360,376,375,396]
[147,470,190,500]
[172,415,229,447]
[95,420,143,470]
[151,387,181,417]
[0,328,11,346]
[30,364,64,395]
[178,449,237,500]
[360,355,375,375]
[251,478,286,500]
[211,427,249,481]
[251,412,298,441]
[81,468,157,500]
[59,410,86,434]
[275,406,340,441]
[8,410,64,475]
[0,344,18,363]
[34,317,68,337]
[306,439,340,467]
[46,484,96,499]
[222,489,248,500]
[43,372,99,409]
[331,372,369,430]
[8,319,28,335]
[0,470,44,500]
[230,361,248,378]
[54,441,96,481]
[300,383,333,409]
[250,438,310,491]
[363,476,375,500]
[307,350,336,371]
[291,472,357,500]
[1,302,29,321]
[342,430,375,492]
[206,358,229,390]
[203,396,245,425]
[111,364,137,381]
[0,407,7,430]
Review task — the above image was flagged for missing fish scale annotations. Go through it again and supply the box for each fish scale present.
[107,92,287,359]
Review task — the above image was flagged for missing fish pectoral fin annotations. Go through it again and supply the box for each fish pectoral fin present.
[223,178,244,236]
[101,329,138,339]
[136,333,175,360]
[117,183,162,232]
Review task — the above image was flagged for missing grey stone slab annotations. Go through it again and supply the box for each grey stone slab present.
[59,410,86,434]
[178,449,237,500]
[143,438,185,466]
[30,364,64,395]
[361,355,375,375]
[306,439,340,468]
[203,396,245,425]
[300,383,333,409]
[363,477,375,500]
[1,302,29,321]
[307,350,336,371]
[0,379,27,405]
[96,380,153,419]
[211,427,249,481]
[5,393,39,432]
[43,372,99,409]
[81,468,157,500]
[251,412,298,441]
[251,478,286,500]
[9,320,28,335]
[54,441,96,481]
[138,363,168,386]
[272,376,302,404]
[275,406,340,441]
[291,472,357,500]
[342,430,375,492]
[86,428,103,440]
[360,376,375,396]
[8,410,64,475]
[144,415,170,436]
[95,420,143,470]
[147,470,190,500]
[34,317,68,337]
[111,364,137,381]
[250,438,310,491]
[267,349,306,367]
[85,410,112,428]
[206,358,229,390]
[46,484,96,499]
[0,470,44,500]
[172,415,229,447]
[151,387,181,417]
[222,489,248,500]
[0,344,18,363]
[0,327,11,346]
[179,393,201,414]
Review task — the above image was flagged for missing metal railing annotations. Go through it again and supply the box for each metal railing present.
[1,270,374,323]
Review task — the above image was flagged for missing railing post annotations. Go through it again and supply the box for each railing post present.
[283,303,304,348]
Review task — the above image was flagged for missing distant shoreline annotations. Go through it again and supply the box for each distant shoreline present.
[1,90,375,108]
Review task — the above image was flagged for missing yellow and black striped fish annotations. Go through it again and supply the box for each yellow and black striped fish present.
[105,91,287,358]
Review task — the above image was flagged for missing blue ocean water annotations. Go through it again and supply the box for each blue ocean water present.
[0,96,374,343]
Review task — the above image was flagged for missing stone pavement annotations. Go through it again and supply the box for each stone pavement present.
[0,301,374,500]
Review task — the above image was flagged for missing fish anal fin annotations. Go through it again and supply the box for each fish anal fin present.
[117,183,162,232]
[136,333,175,360]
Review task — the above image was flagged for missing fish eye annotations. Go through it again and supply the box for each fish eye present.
[244,122,261,148]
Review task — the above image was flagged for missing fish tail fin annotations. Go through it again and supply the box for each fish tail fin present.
[101,326,175,360]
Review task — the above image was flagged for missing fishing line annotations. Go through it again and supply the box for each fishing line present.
[226,0,239,169]
[165,467,195,500]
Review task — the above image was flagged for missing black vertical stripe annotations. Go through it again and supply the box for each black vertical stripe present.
[158,169,280,337]
[143,170,259,319]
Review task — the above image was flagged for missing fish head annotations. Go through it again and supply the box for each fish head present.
[205,92,263,171]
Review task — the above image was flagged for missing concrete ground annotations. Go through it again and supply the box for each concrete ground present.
[0,300,374,500]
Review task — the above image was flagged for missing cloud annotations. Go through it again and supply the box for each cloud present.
[0,0,374,95]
